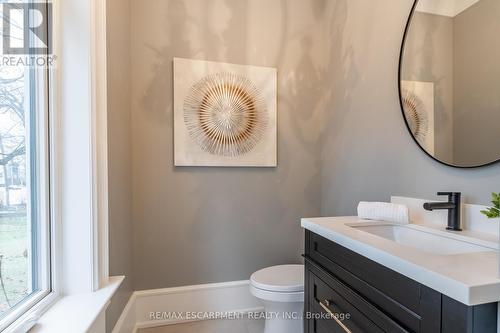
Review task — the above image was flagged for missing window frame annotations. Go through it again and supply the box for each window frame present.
[2,0,113,328]
[0,1,60,331]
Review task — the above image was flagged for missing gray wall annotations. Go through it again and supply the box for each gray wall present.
[453,0,500,166]
[401,12,454,163]
[106,0,500,328]
[129,0,335,290]
[106,0,133,330]
[320,0,500,217]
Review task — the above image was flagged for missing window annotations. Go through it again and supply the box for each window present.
[0,0,53,330]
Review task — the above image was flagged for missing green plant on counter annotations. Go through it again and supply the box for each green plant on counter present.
[480,193,500,219]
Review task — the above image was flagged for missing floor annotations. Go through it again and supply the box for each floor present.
[138,318,264,333]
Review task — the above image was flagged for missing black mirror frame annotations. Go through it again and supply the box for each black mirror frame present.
[398,0,500,169]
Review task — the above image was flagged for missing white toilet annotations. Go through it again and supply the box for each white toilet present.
[250,264,304,333]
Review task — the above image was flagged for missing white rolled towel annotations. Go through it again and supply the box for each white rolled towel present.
[357,202,410,224]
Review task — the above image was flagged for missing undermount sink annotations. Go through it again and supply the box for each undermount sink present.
[350,224,495,255]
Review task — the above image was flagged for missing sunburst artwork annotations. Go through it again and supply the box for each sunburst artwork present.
[174,58,277,167]
[402,89,429,142]
[401,81,435,155]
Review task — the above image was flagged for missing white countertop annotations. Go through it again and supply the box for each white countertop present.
[301,216,500,306]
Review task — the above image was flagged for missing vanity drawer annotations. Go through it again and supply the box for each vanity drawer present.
[306,231,421,311]
[304,230,498,333]
[309,301,375,333]
[305,231,441,332]
[307,261,408,333]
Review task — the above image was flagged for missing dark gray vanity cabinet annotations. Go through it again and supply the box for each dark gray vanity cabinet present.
[304,230,498,333]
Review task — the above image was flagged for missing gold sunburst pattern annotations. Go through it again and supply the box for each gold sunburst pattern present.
[402,88,429,145]
[183,72,268,157]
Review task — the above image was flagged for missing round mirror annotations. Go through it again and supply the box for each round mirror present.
[399,0,500,168]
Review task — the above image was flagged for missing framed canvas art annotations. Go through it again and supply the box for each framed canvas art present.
[174,58,277,167]
[401,80,435,155]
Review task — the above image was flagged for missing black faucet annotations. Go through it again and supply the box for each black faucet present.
[423,192,462,231]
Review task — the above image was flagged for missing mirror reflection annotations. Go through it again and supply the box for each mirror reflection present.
[400,0,500,167]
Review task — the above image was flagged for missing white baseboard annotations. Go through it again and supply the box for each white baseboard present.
[112,280,262,333]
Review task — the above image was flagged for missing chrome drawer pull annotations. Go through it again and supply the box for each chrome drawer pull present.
[319,299,352,333]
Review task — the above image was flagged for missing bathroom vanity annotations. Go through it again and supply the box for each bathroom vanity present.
[302,217,500,333]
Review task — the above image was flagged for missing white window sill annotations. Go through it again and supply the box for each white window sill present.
[28,276,124,333]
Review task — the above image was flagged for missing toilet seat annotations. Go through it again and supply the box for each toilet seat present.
[250,264,304,293]
[250,284,303,302]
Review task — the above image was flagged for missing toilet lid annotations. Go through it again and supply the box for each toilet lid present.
[250,265,304,293]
